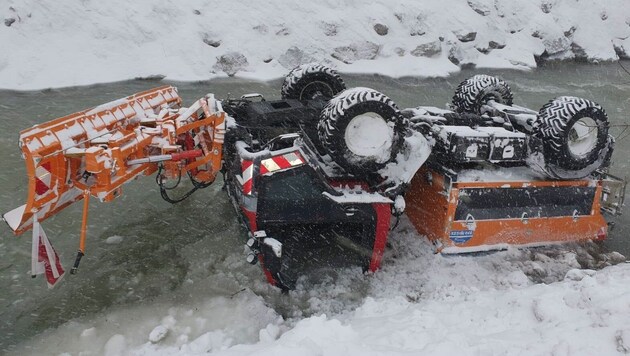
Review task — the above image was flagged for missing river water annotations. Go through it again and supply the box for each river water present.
[1,61,629,352]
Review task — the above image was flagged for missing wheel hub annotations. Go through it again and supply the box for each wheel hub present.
[567,116,598,158]
[344,112,394,163]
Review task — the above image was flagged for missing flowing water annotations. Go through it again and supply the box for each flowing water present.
[1,61,629,352]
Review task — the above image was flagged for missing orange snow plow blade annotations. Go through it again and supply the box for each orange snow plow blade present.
[406,166,611,253]
[4,85,226,237]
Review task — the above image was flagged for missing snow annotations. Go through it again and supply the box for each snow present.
[344,113,394,163]
[105,235,124,245]
[379,130,433,188]
[11,218,630,356]
[1,0,629,90]
[456,165,547,182]
[3,1,630,354]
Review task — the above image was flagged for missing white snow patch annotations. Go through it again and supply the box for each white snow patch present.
[1,0,629,90]
[13,217,628,356]
[148,325,169,344]
[105,235,124,245]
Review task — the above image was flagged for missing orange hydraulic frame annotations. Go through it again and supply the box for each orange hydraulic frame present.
[4,86,226,266]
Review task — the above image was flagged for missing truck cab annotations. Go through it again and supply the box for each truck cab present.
[222,97,392,290]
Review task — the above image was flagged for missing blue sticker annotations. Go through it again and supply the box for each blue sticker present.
[449,230,474,244]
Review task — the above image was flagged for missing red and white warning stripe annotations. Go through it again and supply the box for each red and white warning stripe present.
[34,162,52,197]
[240,151,305,195]
[260,151,304,174]
[241,160,254,195]
[32,213,65,288]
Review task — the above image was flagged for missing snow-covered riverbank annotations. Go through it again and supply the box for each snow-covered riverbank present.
[1,0,629,90]
[12,219,630,355]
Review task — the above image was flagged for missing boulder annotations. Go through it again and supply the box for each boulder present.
[202,34,221,48]
[374,23,389,36]
[410,40,442,57]
[542,35,571,55]
[467,0,492,16]
[448,43,478,68]
[332,41,380,64]
[322,22,338,36]
[277,46,315,69]
[613,38,629,59]
[213,52,248,76]
[454,30,477,42]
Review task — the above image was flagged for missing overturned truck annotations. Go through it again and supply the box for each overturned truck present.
[3,64,625,290]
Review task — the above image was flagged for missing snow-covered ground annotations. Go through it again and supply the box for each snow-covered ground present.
[3,1,630,354]
[12,218,629,356]
[1,0,629,90]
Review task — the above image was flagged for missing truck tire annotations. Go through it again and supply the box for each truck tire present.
[281,63,346,101]
[452,74,513,114]
[318,88,405,174]
[533,96,611,174]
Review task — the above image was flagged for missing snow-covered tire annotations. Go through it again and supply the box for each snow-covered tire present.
[452,74,514,114]
[318,88,406,174]
[281,63,346,101]
[532,96,611,174]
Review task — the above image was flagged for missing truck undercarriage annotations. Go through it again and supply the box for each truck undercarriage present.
[3,64,625,290]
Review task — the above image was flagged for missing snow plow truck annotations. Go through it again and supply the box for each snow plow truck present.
[3,64,625,290]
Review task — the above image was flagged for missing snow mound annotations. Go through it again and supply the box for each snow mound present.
[11,217,630,355]
[1,0,629,89]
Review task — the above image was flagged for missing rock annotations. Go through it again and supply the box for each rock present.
[202,35,221,48]
[407,13,427,36]
[613,40,629,59]
[275,27,290,36]
[373,23,388,36]
[277,46,315,69]
[564,26,576,38]
[454,30,477,42]
[448,43,478,68]
[410,29,426,37]
[332,41,380,64]
[564,268,596,281]
[322,22,338,36]
[193,9,201,15]
[605,251,626,264]
[213,52,248,76]
[543,35,571,55]
[477,40,505,54]
[81,327,96,337]
[105,235,124,245]
[616,330,630,354]
[488,40,506,49]
[541,2,553,13]
[476,46,490,54]
[149,325,169,343]
[467,0,491,16]
[571,42,588,61]
[4,18,16,27]
[410,40,442,57]
[600,11,608,20]
[263,57,273,63]
[253,24,268,34]
[394,47,406,57]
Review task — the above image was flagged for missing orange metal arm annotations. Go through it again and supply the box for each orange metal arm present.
[3,87,226,247]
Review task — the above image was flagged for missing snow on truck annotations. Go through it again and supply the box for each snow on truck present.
[3,64,625,290]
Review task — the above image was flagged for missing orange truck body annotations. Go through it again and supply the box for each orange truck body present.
[406,166,609,253]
